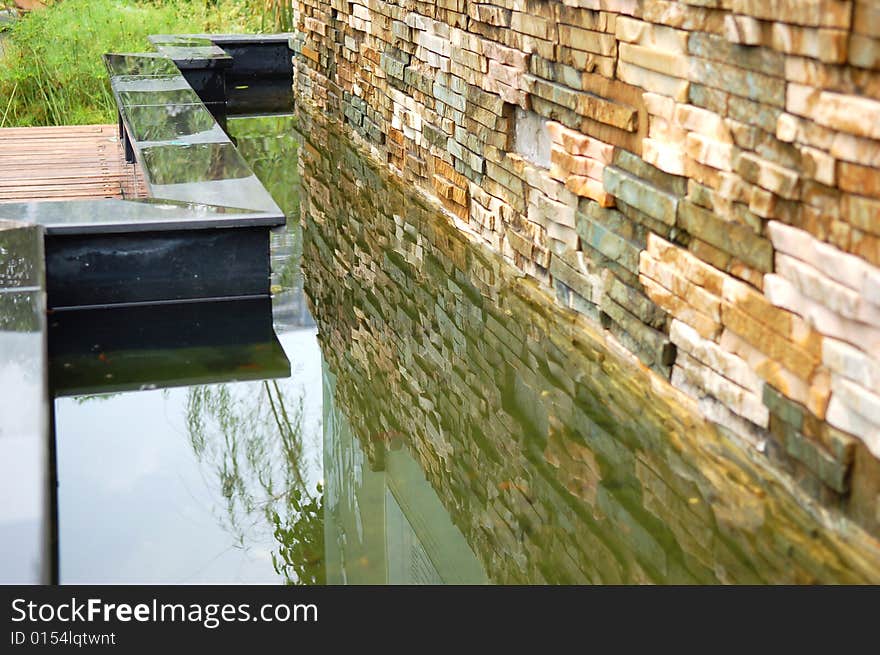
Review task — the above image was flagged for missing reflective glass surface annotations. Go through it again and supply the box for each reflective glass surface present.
[141,142,281,213]
[153,44,232,66]
[0,198,276,234]
[0,225,48,585]
[114,76,201,108]
[104,53,179,77]
[123,103,228,146]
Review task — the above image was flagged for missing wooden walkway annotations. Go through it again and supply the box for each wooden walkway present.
[0,124,145,203]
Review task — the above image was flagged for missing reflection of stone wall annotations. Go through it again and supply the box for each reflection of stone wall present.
[299,117,880,582]
[292,1,880,535]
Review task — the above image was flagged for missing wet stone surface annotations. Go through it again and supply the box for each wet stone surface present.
[298,111,880,584]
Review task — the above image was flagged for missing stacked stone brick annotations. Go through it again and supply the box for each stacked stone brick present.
[298,122,880,581]
[291,0,880,533]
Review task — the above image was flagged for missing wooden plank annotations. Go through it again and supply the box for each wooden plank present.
[0,125,116,135]
[0,123,141,202]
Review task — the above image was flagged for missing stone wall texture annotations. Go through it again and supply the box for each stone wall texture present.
[299,123,880,582]
[291,0,880,536]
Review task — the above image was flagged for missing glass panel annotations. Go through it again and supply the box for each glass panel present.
[141,143,282,213]
[104,53,179,77]
[0,225,48,585]
[123,103,229,145]
[0,199,269,233]
[114,75,201,108]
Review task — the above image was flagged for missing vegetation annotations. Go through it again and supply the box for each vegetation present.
[271,484,325,585]
[0,0,291,127]
[185,379,324,585]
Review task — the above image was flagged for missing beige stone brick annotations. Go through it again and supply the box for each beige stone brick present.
[721,302,819,380]
[849,33,880,70]
[640,274,722,339]
[854,0,880,38]
[777,253,880,326]
[551,145,605,181]
[830,132,880,168]
[730,0,852,29]
[831,375,880,425]
[788,83,880,141]
[722,14,763,46]
[558,24,617,57]
[616,16,689,53]
[482,39,529,69]
[776,113,800,143]
[528,189,577,229]
[771,23,849,64]
[767,220,879,293]
[720,329,813,406]
[686,133,735,171]
[675,350,770,427]
[843,195,880,235]
[546,122,615,162]
[839,161,880,199]
[671,319,763,393]
[642,138,687,176]
[826,395,880,457]
[648,114,688,143]
[674,103,732,142]
[735,152,800,200]
[646,233,726,295]
[640,252,722,321]
[565,175,616,206]
[798,145,836,186]
[619,42,689,78]
[764,274,880,353]
[641,0,726,33]
[723,273,821,357]
[617,61,690,102]
[823,337,880,391]
[643,92,676,120]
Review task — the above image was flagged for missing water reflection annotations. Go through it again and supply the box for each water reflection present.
[46,105,880,584]
[55,114,322,584]
[55,333,322,584]
[50,298,289,396]
[323,363,487,584]
[0,224,49,584]
[297,111,880,584]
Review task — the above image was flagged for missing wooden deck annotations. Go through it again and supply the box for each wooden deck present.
[0,124,145,203]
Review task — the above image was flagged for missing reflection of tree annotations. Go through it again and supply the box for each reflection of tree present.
[180,115,323,584]
[271,485,325,585]
[184,379,324,584]
[227,115,303,298]
[128,103,215,143]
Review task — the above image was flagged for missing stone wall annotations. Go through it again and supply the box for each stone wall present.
[291,1,880,534]
[297,119,880,582]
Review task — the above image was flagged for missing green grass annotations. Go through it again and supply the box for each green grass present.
[0,0,268,127]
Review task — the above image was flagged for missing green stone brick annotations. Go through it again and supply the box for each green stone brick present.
[603,166,679,226]
[676,200,773,271]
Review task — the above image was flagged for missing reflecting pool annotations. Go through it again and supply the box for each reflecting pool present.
[52,110,880,584]
[55,114,323,584]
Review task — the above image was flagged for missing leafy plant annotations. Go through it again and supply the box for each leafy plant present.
[0,0,265,126]
[271,484,325,585]
[259,0,292,32]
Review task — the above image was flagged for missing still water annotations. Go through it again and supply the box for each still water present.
[54,111,880,584]
[55,115,327,584]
